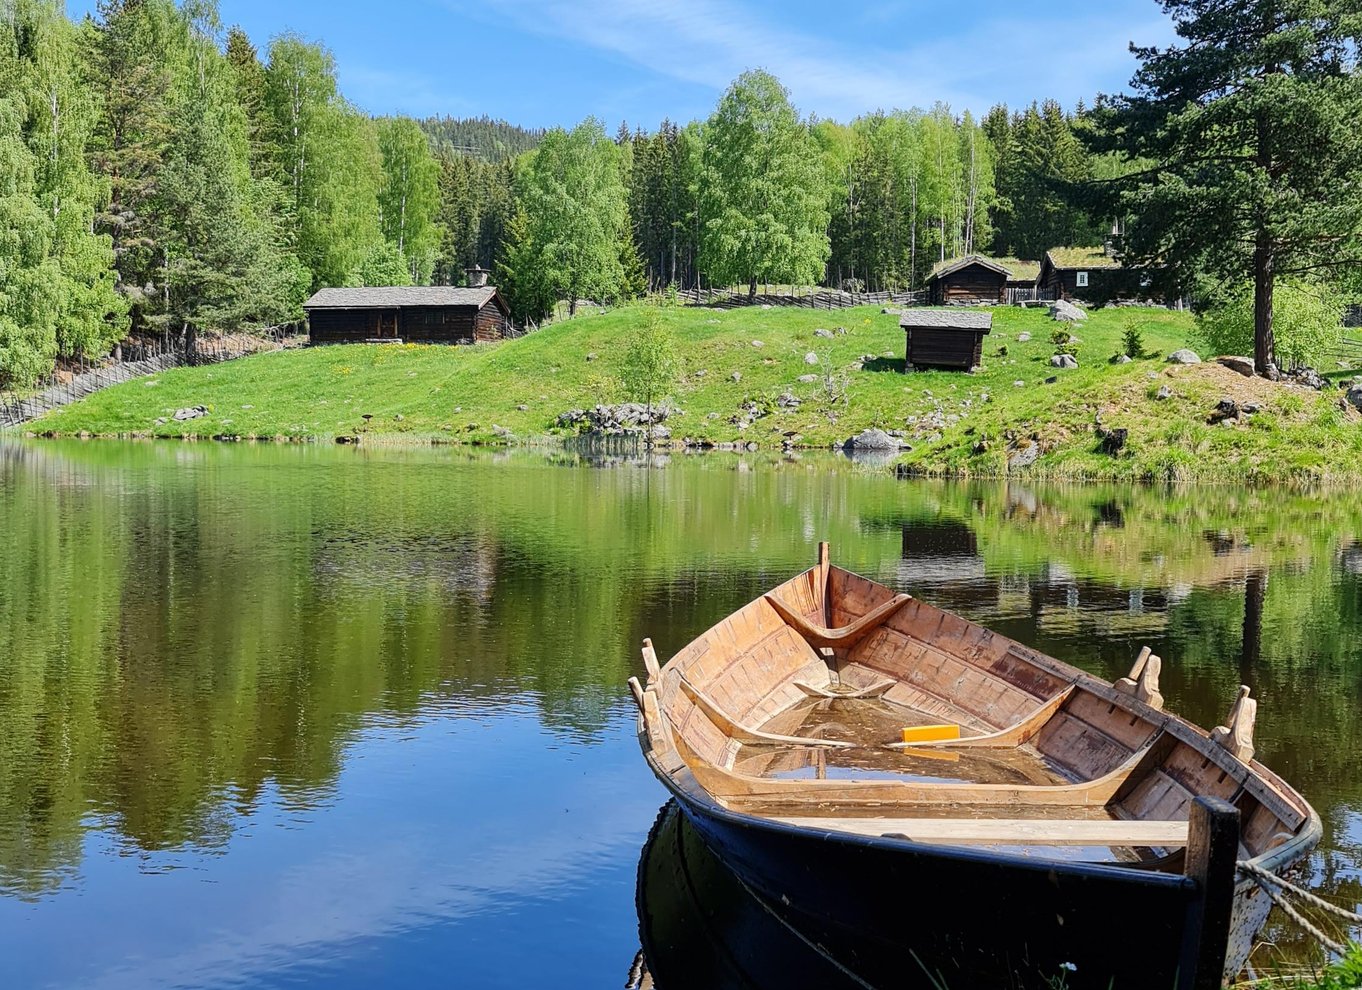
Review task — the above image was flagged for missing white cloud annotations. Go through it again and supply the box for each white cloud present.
[468,0,1177,118]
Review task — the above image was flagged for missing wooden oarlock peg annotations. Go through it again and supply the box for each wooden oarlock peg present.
[1210,685,1257,764]
[1115,645,1164,710]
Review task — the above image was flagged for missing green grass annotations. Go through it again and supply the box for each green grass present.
[31,302,1362,484]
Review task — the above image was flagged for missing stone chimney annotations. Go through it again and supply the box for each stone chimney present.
[465,265,490,288]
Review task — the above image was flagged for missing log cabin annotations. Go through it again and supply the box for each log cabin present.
[901,310,992,371]
[304,284,513,345]
[1037,246,1128,304]
[926,256,1010,305]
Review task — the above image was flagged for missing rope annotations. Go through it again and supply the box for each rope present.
[727,870,883,990]
[1236,859,1362,956]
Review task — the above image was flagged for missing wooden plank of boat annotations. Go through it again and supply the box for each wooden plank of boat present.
[770,815,1191,846]
[764,590,912,650]
[676,675,858,749]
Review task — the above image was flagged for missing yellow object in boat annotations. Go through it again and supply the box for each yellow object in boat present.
[900,724,960,744]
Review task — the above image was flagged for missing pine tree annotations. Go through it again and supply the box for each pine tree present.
[1093,0,1362,375]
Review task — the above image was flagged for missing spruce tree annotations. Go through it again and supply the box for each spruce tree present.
[1094,0,1362,375]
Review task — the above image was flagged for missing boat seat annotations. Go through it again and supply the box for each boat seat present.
[770,816,1190,847]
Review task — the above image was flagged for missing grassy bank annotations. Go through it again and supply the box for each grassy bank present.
[29,302,1362,483]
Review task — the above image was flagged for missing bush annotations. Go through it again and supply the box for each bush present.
[1051,328,1079,357]
[1195,279,1344,370]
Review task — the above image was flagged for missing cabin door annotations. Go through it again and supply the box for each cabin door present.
[375,310,398,338]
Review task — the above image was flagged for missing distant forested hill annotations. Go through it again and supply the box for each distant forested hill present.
[420,115,545,160]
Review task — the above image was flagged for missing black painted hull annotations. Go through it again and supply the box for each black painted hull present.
[659,786,1212,990]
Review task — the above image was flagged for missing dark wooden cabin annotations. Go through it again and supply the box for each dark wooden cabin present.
[926,256,1009,305]
[304,286,512,345]
[901,310,992,371]
[1038,247,1126,304]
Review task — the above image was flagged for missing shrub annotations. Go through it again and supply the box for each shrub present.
[1195,279,1344,370]
[1051,328,1080,357]
[618,311,678,415]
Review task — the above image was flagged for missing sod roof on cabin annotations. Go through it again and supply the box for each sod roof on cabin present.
[1045,246,1122,270]
[929,255,1040,282]
[304,286,499,309]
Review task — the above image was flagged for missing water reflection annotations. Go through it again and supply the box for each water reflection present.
[1,441,1360,985]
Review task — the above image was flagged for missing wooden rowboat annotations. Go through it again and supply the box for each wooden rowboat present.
[630,544,1321,990]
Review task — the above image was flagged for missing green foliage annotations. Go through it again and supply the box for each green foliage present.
[264,33,383,289]
[1051,327,1079,357]
[1197,280,1345,370]
[1092,0,1362,372]
[988,99,1103,259]
[375,116,442,284]
[432,151,513,284]
[501,119,630,320]
[347,241,412,287]
[419,114,544,161]
[698,70,829,297]
[617,311,677,412]
[1122,324,1146,359]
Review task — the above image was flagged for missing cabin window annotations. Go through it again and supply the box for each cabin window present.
[1076,272,1089,287]
[424,311,441,326]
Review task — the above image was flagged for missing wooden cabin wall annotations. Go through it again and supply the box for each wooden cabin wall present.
[905,328,986,369]
[929,266,1006,305]
[308,305,508,344]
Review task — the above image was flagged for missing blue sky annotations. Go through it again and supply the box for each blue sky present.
[67,0,1178,127]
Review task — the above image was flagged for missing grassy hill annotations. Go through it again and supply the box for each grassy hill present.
[30,303,1362,484]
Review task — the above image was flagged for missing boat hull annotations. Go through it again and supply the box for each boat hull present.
[667,784,1221,990]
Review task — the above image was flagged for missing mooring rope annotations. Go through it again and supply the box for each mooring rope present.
[1237,860,1362,956]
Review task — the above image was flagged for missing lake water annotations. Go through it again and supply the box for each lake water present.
[0,441,1359,988]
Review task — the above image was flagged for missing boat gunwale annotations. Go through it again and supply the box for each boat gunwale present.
[638,559,1323,879]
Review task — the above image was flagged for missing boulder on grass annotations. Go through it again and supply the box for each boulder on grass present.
[1216,356,1255,377]
[1346,384,1362,412]
[1050,353,1079,369]
[843,428,902,451]
[1049,300,1088,322]
[1166,349,1202,364]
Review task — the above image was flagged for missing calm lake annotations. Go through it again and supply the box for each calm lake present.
[1,440,1359,988]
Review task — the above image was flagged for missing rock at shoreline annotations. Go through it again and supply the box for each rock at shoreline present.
[1049,301,1087,323]
[1217,356,1255,377]
[1050,354,1079,369]
[1166,349,1201,364]
[1007,442,1040,471]
[173,405,208,421]
[556,402,674,435]
[843,428,902,451]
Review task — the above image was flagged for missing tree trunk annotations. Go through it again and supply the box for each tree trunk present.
[569,296,578,318]
[748,276,757,303]
[1253,238,1276,378]
[1239,570,1266,689]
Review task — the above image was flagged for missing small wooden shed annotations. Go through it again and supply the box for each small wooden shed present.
[304,285,512,345]
[901,310,993,371]
[926,256,1010,305]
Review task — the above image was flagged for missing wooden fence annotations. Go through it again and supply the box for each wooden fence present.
[675,286,922,310]
[1006,287,1059,305]
[0,330,294,430]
